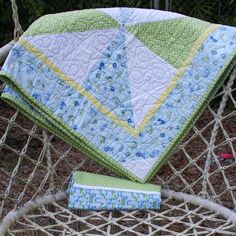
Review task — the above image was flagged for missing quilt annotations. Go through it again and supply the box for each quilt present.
[1,8,236,183]
[68,171,161,210]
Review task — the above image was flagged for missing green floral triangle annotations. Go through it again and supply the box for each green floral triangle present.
[126,17,210,68]
[24,9,119,36]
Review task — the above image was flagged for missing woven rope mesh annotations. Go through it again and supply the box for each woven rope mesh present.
[0,64,236,235]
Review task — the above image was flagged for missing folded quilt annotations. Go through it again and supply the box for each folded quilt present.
[1,8,236,183]
[68,171,161,210]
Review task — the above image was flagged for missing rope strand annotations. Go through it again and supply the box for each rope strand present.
[10,0,23,41]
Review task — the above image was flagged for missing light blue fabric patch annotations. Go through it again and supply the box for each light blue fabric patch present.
[82,28,135,126]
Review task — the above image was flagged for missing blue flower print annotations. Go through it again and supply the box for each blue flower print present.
[211,50,217,55]
[73,125,77,130]
[74,101,79,106]
[94,197,100,203]
[160,133,165,138]
[221,53,227,59]
[12,48,24,57]
[202,68,210,78]
[110,86,115,92]
[86,85,92,90]
[99,62,105,70]
[104,146,112,152]
[130,141,137,149]
[136,151,144,157]
[32,93,41,101]
[60,101,66,110]
[150,150,160,158]
[210,36,217,43]
[125,152,130,157]
[157,118,165,125]
[139,132,144,138]
[101,124,108,131]
[127,118,132,123]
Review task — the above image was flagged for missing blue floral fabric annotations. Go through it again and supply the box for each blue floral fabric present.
[68,186,161,210]
[82,28,135,127]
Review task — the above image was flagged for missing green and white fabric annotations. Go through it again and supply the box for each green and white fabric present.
[68,171,161,210]
[0,8,236,183]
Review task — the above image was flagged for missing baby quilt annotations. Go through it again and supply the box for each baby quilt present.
[1,8,236,182]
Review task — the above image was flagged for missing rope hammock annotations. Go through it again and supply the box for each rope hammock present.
[0,0,236,235]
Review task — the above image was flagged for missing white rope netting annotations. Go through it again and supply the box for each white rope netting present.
[0,64,235,235]
[0,1,236,235]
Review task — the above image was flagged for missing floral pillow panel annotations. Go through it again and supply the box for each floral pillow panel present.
[0,8,236,183]
[68,171,161,210]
